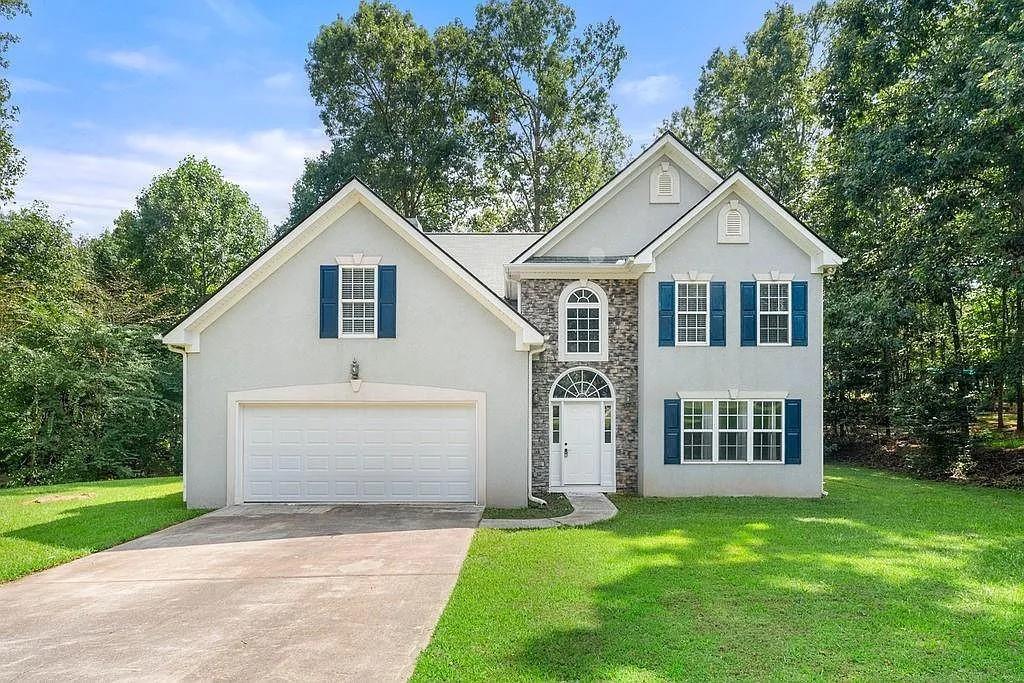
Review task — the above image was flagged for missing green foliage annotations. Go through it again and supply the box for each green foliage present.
[105,156,269,318]
[0,0,28,204]
[467,0,628,231]
[292,1,478,233]
[660,3,823,208]
[0,206,181,486]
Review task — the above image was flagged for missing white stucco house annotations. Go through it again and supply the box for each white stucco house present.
[161,132,843,509]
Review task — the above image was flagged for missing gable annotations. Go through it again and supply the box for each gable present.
[635,172,843,273]
[161,180,543,352]
[542,155,708,258]
[513,133,722,263]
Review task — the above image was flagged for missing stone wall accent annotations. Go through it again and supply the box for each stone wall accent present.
[521,278,639,494]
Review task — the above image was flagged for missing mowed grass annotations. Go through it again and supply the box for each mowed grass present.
[0,477,205,582]
[414,466,1024,681]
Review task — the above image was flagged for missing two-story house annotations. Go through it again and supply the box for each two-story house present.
[161,133,843,509]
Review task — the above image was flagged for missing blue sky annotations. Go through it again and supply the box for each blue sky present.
[7,0,807,236]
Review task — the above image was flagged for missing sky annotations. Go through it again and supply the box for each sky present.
[6,0,809,237]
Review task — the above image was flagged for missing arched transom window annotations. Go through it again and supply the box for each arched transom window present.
[552,368,612,399]
[565,287,601,354]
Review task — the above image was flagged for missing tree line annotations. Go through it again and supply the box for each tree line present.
[1,0,1022,484]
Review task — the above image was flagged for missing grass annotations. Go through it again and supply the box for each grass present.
[0,477,205,582]
[976,413,1024,450]
[483,493,573,519]
[414,466,1024,680]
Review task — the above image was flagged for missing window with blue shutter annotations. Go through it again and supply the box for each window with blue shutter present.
[740,281,757,346]
[792,281,808,346]
[664,398,681,464]
[785,398,802,464]
[378,265,397,338]
[658,282,675,346]
[319,265,339,338]
[710,281,726,346]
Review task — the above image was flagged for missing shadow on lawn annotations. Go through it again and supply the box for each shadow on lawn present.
[2,493,191,554]
[507,473,1024,679]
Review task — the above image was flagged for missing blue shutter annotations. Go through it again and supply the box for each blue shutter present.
[658,282,675,346]
[664,398,681,464]
[791,281,808,346]
[741,281,757,346]
[319,265,338,338]
[709,281,726,346]
[785,398,802,464]
[377,265,397,338]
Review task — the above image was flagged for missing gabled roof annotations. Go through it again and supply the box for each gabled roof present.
[512,131,723,264]
[161,179,544,352]
[634,170,844,272]
[428,232,538,294]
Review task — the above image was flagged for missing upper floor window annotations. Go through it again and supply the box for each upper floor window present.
[340,265,377,336]
[650,161,680,204]
[758,281,790,345]
[676,281,709,345]
[717,199,750,243]
[558,281,608,361]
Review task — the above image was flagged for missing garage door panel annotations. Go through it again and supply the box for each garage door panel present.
[243,403,477,503]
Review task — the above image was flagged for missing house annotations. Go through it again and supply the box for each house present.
[161,133,843,509]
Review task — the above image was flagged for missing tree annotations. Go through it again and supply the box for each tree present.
[106,156,268,318]
[0,0,28,204]
[660,3,823,209]
[466,0,628,232]
[292,1,477,232]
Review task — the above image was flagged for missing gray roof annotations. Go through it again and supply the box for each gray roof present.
[525,255,630,264]
[428,233,540,293]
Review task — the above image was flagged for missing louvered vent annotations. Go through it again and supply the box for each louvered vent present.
[658,171,673,196]
[726,209,743,236]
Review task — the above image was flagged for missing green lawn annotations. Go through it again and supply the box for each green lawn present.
[0,477,205,582]
[414,466,1024,681]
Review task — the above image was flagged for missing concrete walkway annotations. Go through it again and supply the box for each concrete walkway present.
[0,503,481,682]
[480,492,618,529]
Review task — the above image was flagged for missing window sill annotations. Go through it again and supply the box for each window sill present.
[340,334,378,339]
[674,460,785,465]
[557,352,609,363]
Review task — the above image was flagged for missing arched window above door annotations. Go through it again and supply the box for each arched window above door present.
[551,368,613,399]
[558,280,609,362]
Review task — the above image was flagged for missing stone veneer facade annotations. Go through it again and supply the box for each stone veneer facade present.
[520,278,639,494]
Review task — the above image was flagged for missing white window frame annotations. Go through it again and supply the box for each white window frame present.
[557,280,608,362]
[757,280,791,346]
[675,280,711,346]
[677,397,785,464]
[339,264,378,338]
[649,161,680,204]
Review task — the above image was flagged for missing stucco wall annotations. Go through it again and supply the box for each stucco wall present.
[639,192,825,497]
[184,202,530,508]
[544,156,707,258]
[521,278,639,494]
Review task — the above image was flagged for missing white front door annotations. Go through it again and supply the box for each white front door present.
[561,401,602,485]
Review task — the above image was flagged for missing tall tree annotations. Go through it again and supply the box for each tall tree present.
[0,0,28,204]
[660,3,823,209]
[292,1,477,232]
[467,0,628,232]
[104,156,268,317]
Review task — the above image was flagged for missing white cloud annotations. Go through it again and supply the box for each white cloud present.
[618,74,682,105]
[89,49,180,74]
[263,71,296,89]
[15,128,329,237]
[9,77,64,93]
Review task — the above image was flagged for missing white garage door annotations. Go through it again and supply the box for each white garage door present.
[242,403,477,502]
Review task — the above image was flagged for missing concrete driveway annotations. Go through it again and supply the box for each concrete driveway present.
[0,503,481,682]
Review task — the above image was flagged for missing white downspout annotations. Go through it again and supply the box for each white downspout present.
[527,343,547,507]
[163,342,188,503]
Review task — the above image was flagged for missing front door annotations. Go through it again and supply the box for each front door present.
[561,401,602,485]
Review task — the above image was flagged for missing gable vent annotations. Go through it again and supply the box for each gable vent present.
[726,208,743,236]
[658,170,673,196]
